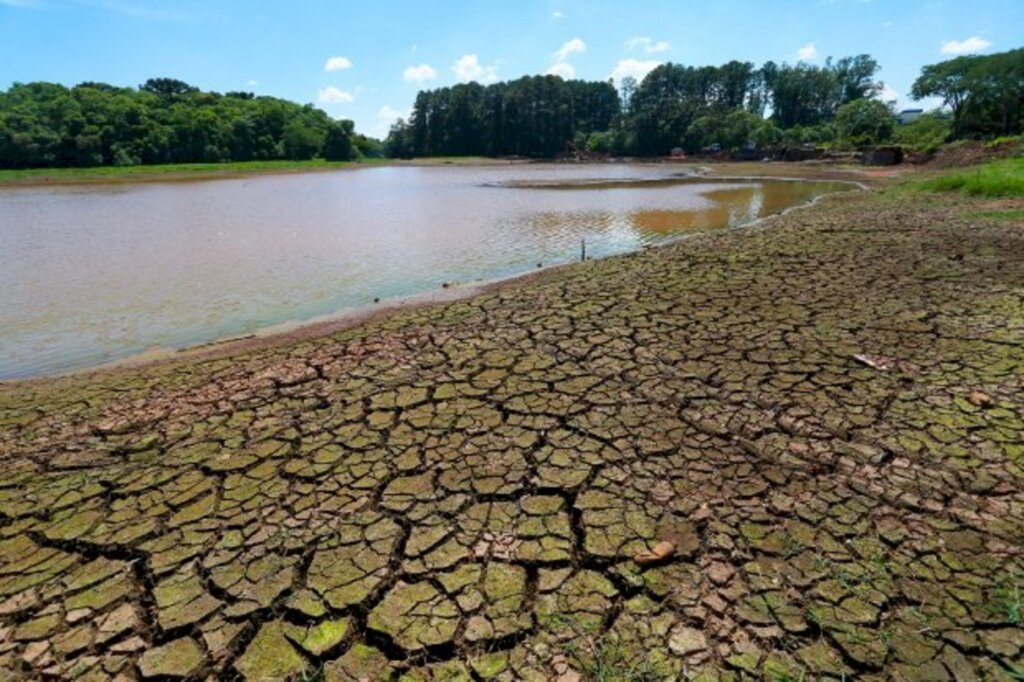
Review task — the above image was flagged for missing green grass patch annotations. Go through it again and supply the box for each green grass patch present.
[917,157,1024,198]
[0,156,496,186]
[971,208,1024,222]
[0,159,365,184]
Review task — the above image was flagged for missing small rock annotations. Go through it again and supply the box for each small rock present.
[109,637,146,654]
[21,641,49,664]
[634,540,675,566]
[967,390,994,408]
[65,608,92,625]
[668,625,708,656]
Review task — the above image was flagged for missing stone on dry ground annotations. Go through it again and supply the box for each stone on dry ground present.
[0,175,1022,680]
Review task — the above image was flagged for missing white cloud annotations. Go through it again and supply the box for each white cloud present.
[609,58,661,86]
[373,105,408,138]
[881,20,893,28]
[553,38,586,62]
[378,105,404,122]
[546,62,576,79]
[552,10,564,19]
[247,80,259,87]
[624,36,670,54]
[878,83,899,105]
[317,86,354,104]
[797,42,818,61]
[403,64,438,83]
[452,54,499,84]
[324,56,353,72]
[940,36,991,55]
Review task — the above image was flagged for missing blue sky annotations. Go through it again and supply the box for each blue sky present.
[2,0,1020,138]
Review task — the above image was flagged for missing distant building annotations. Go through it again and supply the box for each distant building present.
[898,109,924,125]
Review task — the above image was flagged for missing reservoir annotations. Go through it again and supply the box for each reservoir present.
[0,164,847,378]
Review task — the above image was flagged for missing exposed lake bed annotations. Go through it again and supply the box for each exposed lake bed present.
[1,164,1020,680]
[0,163,850,379]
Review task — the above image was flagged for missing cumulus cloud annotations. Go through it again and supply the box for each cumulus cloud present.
[941,36,992,55]
[372,105,408,138]
[452,54,499,84]
[247,80,259,87]
[403,64,438,83]
[624,36,670,54]
[553,37,586,62]
[878,83,900,105]
[546,62,576,79]
[797,42,818,61]
[378,105,404,122]
[609,58,661,86]
[317,86,354,104]
[324,56,353,72]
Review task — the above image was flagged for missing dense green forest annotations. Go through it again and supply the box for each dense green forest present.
[386,48,1022,158]
[1,48,1020,169]
[0,78,381,168]
[383,54,890,157]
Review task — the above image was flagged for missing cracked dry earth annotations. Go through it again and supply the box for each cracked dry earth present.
[1,182,1023,681]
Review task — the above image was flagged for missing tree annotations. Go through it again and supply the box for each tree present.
[835,98,894,148]
[323,120,355,161]
[140,78,198,99]
[893,111,951,152]
[0,78,381,168]
[912,48,1024,138]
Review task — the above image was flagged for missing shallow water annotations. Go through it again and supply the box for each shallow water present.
[0,164,847,378]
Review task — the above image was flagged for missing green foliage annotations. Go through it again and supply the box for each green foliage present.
[391,76,618,158]
[385,53,881,159]
[0,79,366,168]
[912,48,1024,138]
[918,157,1024,198]
[585,131,614,154]
[323,120,356,161]
[835,98,894,148]
[893,111,952,152]
[766,55,880,129]
[752,120,783,148]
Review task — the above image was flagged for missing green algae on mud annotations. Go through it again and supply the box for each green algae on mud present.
[0,165,1022,680]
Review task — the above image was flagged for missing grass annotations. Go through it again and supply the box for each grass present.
[0,156,499,186]
[917,157,1024,198]
[972,208,1024,222]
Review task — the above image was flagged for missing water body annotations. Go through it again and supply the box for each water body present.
[0,164,848,379]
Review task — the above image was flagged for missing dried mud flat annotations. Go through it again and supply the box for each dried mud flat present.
[0,177,1022,681]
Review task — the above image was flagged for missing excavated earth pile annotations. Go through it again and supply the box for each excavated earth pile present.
[0,183,1022,680]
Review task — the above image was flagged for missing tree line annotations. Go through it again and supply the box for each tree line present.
[0,78,382,169]
[385,55,890,158]
[1,48,1020,169]
[387,48,1021,158]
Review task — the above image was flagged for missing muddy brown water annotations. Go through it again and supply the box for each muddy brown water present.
[0,164,849,379]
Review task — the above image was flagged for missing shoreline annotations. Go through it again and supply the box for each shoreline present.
[1,168,870,386]
[0,155,883,189]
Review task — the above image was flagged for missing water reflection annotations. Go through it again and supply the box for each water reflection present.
[0,165,847,378]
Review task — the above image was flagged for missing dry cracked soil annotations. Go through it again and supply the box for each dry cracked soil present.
[0,171,1022,681]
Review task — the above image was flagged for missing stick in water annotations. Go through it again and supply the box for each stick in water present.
[580,238,586,262]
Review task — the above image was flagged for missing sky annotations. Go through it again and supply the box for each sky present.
[1,0,1021,138]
